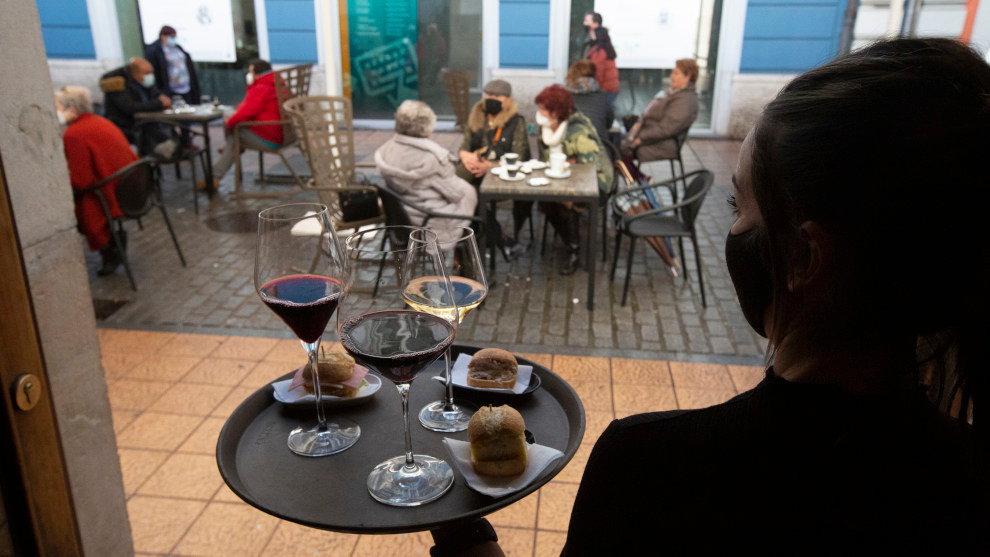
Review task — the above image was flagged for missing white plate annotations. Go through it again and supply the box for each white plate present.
[544,168,571,179]
[491,167,526,181]
[528,177,550,187]
[271,373,382,408]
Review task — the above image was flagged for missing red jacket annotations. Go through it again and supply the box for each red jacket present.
[225,71,284,145]
[588,46,619,94]
[63,113,137,251]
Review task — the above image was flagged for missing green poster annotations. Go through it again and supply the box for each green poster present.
[347,0,419,118]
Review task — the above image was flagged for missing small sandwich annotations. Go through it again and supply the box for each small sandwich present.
[468,404,528,477]
[289,352,369,398]
[467,348,518,389]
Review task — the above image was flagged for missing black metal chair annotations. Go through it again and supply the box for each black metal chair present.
[135,121,209,214]
[610,169,713,307]
[80,157,186,291]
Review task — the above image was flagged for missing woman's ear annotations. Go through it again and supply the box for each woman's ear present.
[787,221,833,293]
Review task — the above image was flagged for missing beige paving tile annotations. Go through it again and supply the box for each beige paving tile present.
[518,352,553,368]
[138,453,223,500]
[102,352,148,381]
[174,501,280,556]
[498,526,536,557]
[568,381,612,412]
[534,530,568,557]
[99,329,176,354]
[669,361,735,390]
[611,357,672,385]
[612,384,678,415]
[537,481,579,532]
[211,386,258,418]
[106,379,173,412]
[210,336,279,361]
[675,388,737,410]
[182,357,256,386]
[148,383,233,416]
[117,412,204,451]
[118,448,169,496]
[728,364,766,393]
[263,339,308,363]
[489,490,538,529]
[127,495,205,554]
[240,360,296,389]
[155,333,227,358]
[551,355,610,383]
[351,531,433,556]
[584,410,615,441]
[128,355,201,382]
[179,416,227,455]
[554,443,592,483]
[111,409,139,434]
[262,520,359,556]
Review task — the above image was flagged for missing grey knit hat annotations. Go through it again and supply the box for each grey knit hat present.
[483,79,512,97]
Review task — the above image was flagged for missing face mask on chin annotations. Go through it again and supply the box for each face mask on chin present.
[245,73,254,86]
[725,226,774,338]
[484,98,502,115]
[141,74,155,88]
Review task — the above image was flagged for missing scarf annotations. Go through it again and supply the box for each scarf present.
[541,120,568,157]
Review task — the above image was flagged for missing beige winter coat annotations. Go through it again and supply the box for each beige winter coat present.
[623,83,698,162]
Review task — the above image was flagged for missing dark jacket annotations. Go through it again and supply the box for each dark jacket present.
[145,39,201,101]
[622,82,698,162]
[99,66,166,143]
[455,97,531,185]
[567,77,614,154]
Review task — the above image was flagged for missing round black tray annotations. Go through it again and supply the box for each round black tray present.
[216,345,585,534]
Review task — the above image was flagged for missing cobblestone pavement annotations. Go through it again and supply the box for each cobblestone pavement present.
[88,128,765,365]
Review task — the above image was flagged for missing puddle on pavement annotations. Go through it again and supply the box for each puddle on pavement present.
[203,211,259,233]
[93,298,128,320]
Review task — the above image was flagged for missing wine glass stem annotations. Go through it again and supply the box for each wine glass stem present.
[442,348,455,410]
[303,340,328,430]
[396,383,415,467]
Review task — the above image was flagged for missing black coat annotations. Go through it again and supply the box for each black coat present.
[145,39,201,101]
[99,66,166,143]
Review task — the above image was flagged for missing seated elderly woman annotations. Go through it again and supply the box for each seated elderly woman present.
[56,85,139,276]
[530,84,613,275]
[375,100,477,245]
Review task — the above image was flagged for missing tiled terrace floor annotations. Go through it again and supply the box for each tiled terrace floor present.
[101,328,764,556]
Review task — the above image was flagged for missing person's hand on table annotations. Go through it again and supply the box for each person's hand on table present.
[159,95,173,109]
[472,159,493,177]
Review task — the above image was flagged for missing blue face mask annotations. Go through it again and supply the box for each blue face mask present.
[165,37,177,47]
[141,73,155,88]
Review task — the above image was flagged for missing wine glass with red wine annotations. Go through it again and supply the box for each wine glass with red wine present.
[255,203,360,457]
[337,226,457,506]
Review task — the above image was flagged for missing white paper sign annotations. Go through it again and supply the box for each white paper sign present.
[595,0,702,69]
[138,0,237,62]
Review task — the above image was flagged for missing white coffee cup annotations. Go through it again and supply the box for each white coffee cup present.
[502,153,519,167]
[549,153,566,174]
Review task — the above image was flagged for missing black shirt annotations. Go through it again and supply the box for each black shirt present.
[562,371,987,555]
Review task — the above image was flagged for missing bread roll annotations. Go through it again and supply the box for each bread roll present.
[468,405,527,477]
[467,348,518,389]
[304,352,356,396]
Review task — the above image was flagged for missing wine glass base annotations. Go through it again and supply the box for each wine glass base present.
[367,454,454,506]
[418,399,476,432]
[287,419,361,457]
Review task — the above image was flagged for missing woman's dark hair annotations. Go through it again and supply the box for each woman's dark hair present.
[586,12,603,25]
[535,84,575,123]
[592,26,617,61]
[751,38,990,436]
[249,59,272,75]
[159,25,176,37]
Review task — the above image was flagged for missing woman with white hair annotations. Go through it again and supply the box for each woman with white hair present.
[56,85,138,276]
[374,100,477,244]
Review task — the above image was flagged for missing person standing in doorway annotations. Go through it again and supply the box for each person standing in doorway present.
[581,12,619,108]
[145,25,201,108]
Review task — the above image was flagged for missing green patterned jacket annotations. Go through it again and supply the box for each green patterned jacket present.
[537,111,614,203]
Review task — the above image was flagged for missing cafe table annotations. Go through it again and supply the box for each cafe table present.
[216,345,585,534]
[478,163,601,310]
[134,105,224,197]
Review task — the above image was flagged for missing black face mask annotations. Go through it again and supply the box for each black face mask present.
[484,98,503,115]
[583,25,591,33]
[725,227,773,338]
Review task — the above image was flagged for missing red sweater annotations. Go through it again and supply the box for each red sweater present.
[225,71,284,144]
[588,46,619,94]
[63,113,137,251]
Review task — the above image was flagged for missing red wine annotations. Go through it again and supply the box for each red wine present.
[339,310,455,383]
[259,275,341,343]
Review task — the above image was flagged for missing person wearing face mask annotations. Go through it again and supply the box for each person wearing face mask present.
[100,57,175,158]
[145,25,201,108]
[56,86,138,276]
[203,59,283,188]
[580,12,618,108]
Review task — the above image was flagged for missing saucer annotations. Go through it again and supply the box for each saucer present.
[544,168,571,179]
[491,167,526,181]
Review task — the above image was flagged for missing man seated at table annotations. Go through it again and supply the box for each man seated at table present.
[100,58,176,159]
[57,86,138,276]
[201,59,283,190]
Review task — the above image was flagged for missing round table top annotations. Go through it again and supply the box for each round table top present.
[216,345,586,534]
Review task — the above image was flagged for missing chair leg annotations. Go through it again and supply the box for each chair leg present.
[601,206,608,262]
[190,153,200,215]
[621,237,635,306]
[234,144,243,194]
[113,221,137,291]
[528,210,535,245]
[610,228,622,281]
[677,237,686,279]
[541,217,549,256]
[158,205,187,267]
[174,161,181,180]
[372,233,388,298]
[277,152,306,190]
[692,232,707,308]
[258,151,265,182]
[669,160,678,203]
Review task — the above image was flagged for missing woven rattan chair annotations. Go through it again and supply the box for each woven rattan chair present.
[283,95,385,231]
[232,63,313,197]
[442,69,471,131]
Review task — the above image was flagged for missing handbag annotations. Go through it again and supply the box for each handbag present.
[339,188,380,222]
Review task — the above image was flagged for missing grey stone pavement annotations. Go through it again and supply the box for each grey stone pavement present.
[87,126,766,366]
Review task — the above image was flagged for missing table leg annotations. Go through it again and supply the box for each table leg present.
[483,200,498,276]
[586,199,598,311]
[201,122,216,198]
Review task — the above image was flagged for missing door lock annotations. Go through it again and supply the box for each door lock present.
[13,374,42,411]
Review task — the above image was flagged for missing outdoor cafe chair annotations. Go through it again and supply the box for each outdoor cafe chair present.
[610,169,714,307]
[79,157,186,291]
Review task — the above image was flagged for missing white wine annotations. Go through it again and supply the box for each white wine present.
[403,275,486,323]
